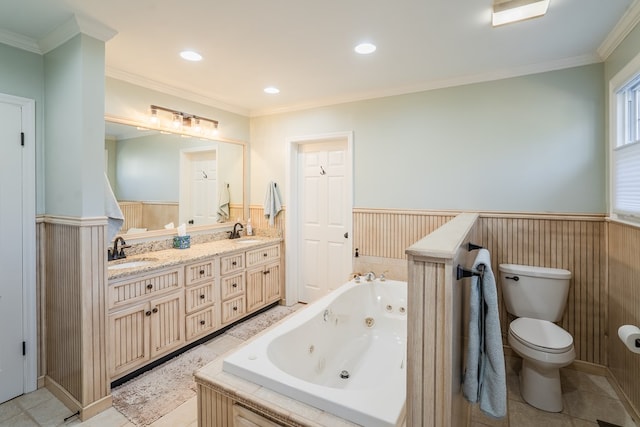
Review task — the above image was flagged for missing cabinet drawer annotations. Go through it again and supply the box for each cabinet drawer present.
[246,245,280,267]
[186,306,216,341]
[221,296,246,325]
[185,259,215,286]
[220,272,245,301]
[185,281,216,314]
[109,268,182,310]
[220,253,245,275]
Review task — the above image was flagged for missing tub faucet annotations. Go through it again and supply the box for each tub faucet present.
[364,271,376,282]
[229,222,244,239]
[108,236,131,261]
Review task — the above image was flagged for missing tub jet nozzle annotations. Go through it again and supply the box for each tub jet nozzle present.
[340,370,350,379]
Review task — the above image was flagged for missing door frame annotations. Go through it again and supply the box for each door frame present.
[0,93,37,395]
[285,131,353,305]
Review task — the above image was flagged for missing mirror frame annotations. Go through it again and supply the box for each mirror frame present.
[105,114,249,242]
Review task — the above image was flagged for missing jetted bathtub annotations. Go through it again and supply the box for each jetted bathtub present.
[223,278,407,427]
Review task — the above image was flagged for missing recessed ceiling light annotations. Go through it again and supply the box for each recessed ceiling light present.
[180,50,202,61]
[264,87,280,94]
[354,43,376,55]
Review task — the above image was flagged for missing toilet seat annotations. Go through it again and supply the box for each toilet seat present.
[509,317,573,354]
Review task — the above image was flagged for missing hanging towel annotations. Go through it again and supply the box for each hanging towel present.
[217,183,230,222]
[263,181,282,226]
[462,248,507,418]
[104,173,124,242]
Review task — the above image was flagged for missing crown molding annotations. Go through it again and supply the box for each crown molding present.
[249,53,601,117]
[597,0,640,60]
[39,14,117,54]
[105,66,250,117]
[0,29,41,54]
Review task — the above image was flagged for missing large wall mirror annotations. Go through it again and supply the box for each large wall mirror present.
[105,116,247,239]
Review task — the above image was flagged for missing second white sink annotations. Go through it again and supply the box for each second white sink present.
[108,259,157,270]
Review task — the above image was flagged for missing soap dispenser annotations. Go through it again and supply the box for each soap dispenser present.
[246,218,253,236]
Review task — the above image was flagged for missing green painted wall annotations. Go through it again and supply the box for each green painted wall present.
[250,64,605,214]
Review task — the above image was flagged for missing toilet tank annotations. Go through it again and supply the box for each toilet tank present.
[498,264,572,322]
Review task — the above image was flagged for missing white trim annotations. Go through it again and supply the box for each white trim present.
[285,131,354,306]
[0,93,37,395]
[0,29,41,54]
[598,0,640,60]
[106,68,250,117]
[38,14,117,54]
[43,215,108,227]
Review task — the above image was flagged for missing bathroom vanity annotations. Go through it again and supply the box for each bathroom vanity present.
[106,236,282,381]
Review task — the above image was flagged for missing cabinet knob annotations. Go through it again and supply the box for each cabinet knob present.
[263,270,270,275]
[233,306,238,311]
[200,320,206,325]
[232,261,237,266]
[232,283,237,288]
[200,294,206,299]
[146,283,153,289]
[199,269,205,275]
[152,307,158,313]
[263,253,268,257]
[145,311,152,316]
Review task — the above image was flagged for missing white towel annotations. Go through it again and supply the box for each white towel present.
[104,173,124,242]
[463,248,507,418]
[217,183,230,222]
[263,181,282,226]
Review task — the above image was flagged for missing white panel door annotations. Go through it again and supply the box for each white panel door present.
[186,151,218,225]
[0,101,25,403]
[299,140,350,303]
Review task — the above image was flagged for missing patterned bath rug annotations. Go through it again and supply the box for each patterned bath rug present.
[226,305,296,341]
[111,344,218,426]
[111,305,297,425]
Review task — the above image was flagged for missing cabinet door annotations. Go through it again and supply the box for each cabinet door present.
[263,261,281,304]
[150,292,185,358]
[246,266,266,313]
[109,302,150,378]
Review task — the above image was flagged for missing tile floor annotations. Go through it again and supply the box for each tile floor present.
[0,332,637,427]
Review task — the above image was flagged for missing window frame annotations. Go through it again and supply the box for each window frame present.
[609,50,640,225]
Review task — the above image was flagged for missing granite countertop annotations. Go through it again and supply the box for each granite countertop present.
[107,236,281,280]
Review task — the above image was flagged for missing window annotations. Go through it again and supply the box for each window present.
[611,54,640,223]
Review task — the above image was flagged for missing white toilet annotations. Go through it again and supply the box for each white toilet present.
[498,263,575,412]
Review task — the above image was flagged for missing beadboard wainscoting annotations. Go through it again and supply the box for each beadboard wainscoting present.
[42,216,111,420]
[608,221,640,418]
[353,209,607,366]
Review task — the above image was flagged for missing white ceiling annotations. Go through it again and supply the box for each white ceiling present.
[0,0,635,116]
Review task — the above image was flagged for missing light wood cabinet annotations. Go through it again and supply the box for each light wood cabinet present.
[245,245,282,313]
[108,240,282,381]
[108,291,184,378]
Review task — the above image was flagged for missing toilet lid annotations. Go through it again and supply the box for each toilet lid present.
[510,317,573,353]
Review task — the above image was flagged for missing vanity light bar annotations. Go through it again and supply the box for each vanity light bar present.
[149,105,219,130]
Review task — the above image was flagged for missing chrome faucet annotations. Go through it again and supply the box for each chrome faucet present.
[108,236,131,261]
[364,271,376,282]
[229,222,244,239]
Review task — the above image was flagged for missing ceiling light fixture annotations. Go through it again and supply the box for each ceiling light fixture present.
[354,42,376,55]
[148,105,219,138]
[180,50,203,61]
[264,86,280,94]
[492,0,549,27]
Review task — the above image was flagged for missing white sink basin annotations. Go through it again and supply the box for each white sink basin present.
[108,259,157,270]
